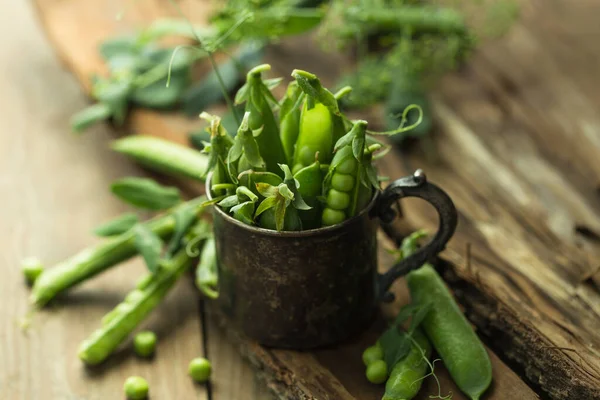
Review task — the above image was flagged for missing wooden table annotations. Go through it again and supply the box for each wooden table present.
[0,2,271,399]
[2,0,599,399]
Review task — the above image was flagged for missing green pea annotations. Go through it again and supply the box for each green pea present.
[322,208,346,227]
[134,331,157,358]
[123,376,149,400]
[362,343,384,366]
[366,359,388,384]
[188,357,212,383]
[21,257,44,285]
[293,101,334,169]
[331,173,354,192]
[336,156,357,174]
[326,189,351,210]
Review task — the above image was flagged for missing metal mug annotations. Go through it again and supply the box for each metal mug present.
[206,169,458,349]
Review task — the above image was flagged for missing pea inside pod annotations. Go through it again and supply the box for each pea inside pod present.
[292,100,334,174]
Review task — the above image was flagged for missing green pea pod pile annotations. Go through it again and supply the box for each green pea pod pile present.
[202,65,418,232]
[359,231,493,400]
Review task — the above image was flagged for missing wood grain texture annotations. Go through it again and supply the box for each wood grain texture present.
[372,2,600,397]
[28,0,598,398]
[0,1,261,400]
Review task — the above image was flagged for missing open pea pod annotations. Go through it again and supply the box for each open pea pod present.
[234,64,287,176]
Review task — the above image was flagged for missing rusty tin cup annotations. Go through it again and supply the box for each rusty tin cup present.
[206,169,457,349]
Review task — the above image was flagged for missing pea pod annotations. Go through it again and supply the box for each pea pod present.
[111,135,209,182]
[234,64,287,176]
[30,196,207,307]
[78,246,195,365]
[195,235,218,299]
[292,100,334,174]
[382,328,432,400]
[200,112,235,196]
[293,158,323,229]
[227,111,266,173]
[279,81,303,164]
[291,69,341,173]
[321,121,374,227]
[403,232,492,400]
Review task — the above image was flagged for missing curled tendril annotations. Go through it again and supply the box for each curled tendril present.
[166,44,201,87]
[367,104,424,136]
[406,335,453,400]
[185,234,211,257]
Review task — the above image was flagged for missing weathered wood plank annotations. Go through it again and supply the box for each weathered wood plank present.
[0,2,207,399]
[27,0,586,398]
[367,1,600,394]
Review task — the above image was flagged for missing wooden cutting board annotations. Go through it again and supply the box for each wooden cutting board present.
[31,0,600,399]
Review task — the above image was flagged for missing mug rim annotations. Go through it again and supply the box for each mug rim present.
[205,171,381,237]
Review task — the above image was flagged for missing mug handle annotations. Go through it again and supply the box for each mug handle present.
[372,169,458,302]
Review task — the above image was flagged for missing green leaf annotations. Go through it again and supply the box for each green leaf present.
[256,182,278,198]
[92,77,132,125]
[165,204,197,258]
[380,330,412,365]
[365,163,379,189]
[264,77,283,91]
[93,213,138,237]
[279,81,302,121]
[217,194,240,209]
[130,72,189,109]
[70,103,112,133]
[408,302,432,335]
[391,303,421,328]
[352,136,365,160]
[110,177,181,210]
[133,223,163,274]
[274,197,287,231]
[230,201,255,225]
[380,327,412,368]
[277,183,294,201]
[279,164,311,211]
[242,134,265,168]
[234,82,250,105]
[333,127,356,152]
[255,196,278,218]
[98,35,138,61]
[227,137,244,164]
